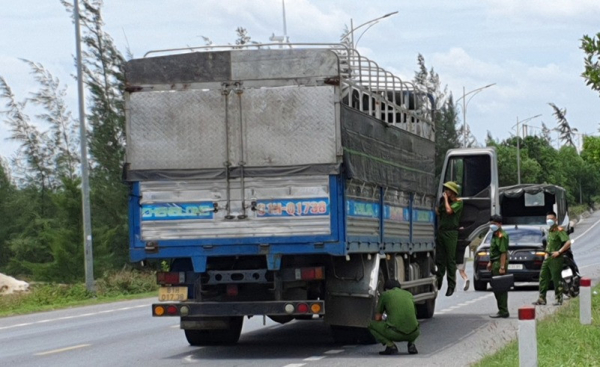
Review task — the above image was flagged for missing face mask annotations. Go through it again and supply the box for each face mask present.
[546,219,555,227]
[490,224,499,232]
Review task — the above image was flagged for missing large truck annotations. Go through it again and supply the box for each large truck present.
[124,44,498,345]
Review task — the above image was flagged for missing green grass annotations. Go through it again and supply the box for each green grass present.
[569,204,591,219]
[474,284,600,367]
[0,269,159,317]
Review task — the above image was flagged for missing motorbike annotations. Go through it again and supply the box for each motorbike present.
[560,240,581,298]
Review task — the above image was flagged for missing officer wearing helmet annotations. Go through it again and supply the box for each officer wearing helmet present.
[435,181,463,296]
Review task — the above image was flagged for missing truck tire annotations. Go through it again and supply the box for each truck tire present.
[330,325,376,345]
[184,316,243,346]
[267,315,293,324]
[474,279,487,291]
[416,298,435,319]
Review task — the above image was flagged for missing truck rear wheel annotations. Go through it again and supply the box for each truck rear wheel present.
[330,325,376,345]
[416,298,436,319]
[184,316,244,346]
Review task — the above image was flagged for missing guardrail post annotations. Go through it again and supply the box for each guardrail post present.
[580,278,592,325]
[518,306,537,367]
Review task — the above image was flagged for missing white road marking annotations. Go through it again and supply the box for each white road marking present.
[304,356,325,361]
[580,263,600,270]
[171,324,180,329]
[283,364,306,367]
[437,293,494,313]
[323,349,344,354]
[35,344,91,356]
[0,304,152,331]
[574,216,600,240]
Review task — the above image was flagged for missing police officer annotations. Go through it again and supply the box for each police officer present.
[487,214,510,318]
[435,181,463,296]
[533,211,572,306]
[368,280,419,355]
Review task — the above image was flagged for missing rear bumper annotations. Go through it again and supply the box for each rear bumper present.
[152,300,325,317]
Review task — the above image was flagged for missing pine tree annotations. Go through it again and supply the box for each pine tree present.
[62,0,129,267]
[412,54,460,178]
[548,103,577,147]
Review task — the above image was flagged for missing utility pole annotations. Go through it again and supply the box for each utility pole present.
[516,116,521,185]
[74,0,95,292]
[455,83,496,147]
[512,114,541,185]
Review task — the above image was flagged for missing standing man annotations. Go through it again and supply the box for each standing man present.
[435,181,463,296]
[488,214,510,318]
[368,280,419,355]
[533,211,572,306]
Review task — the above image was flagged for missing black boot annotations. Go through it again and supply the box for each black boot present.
[445,287,454,297]
[379,345,398,355]
[408,342,418,355]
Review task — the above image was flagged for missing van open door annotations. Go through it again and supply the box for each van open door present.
[438,148,499,254]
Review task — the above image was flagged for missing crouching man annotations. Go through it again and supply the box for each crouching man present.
[368,279,420,355]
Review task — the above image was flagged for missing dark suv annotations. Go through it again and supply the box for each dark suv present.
[473,225,547,291]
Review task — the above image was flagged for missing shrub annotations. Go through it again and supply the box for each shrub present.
[96,269,158,296]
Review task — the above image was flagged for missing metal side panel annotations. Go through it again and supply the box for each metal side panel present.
[383,188,412,242]
[345,180,381,240]
[230,49,339,81]
[235,86,337,167]
[412,194,435,243]
[139,176,332,240]
[127,89,226,170]
[127,85,338,171]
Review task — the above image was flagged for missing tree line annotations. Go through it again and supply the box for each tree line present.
[0,1,599,282]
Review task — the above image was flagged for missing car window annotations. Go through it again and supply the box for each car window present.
[483,228,543,244]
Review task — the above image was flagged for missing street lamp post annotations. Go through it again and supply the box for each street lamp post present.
[74,0,94,292]
[455,84,496,147]
[512,114,542,185]
[341,11,399,49]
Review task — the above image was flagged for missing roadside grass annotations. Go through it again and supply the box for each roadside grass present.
[0,270,158,317]
[474,283,600,367]
[569,204,591,219]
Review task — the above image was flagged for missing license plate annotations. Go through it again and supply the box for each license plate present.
[562,269,573,278]
[158,286,188,301]
[508,264,523,270]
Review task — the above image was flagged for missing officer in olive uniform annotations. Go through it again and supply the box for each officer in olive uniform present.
[487,214,510,318]
[368,280,419,355]
[435,181,464,296]
[533,211,572,306]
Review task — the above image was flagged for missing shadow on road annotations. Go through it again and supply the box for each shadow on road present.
[166,319,336,361]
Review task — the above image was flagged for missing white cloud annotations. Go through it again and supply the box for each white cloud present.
[487,0,600,20]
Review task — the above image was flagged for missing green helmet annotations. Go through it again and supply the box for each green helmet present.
[443,181,460,195]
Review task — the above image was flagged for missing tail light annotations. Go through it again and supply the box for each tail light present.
[154,305,165,316]
[167,305,178,315]
[296,267,325,281]
[226,284,238,297]
[477,252,489,257]
[157,272,185,285]
[296,303,309,313]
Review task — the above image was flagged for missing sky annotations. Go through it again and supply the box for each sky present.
[1,0,600,159]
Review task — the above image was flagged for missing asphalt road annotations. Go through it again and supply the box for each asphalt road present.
[2,211,600,367]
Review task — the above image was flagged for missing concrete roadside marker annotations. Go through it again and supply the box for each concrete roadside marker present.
[580,278,592,325]
[518,306,537,367]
